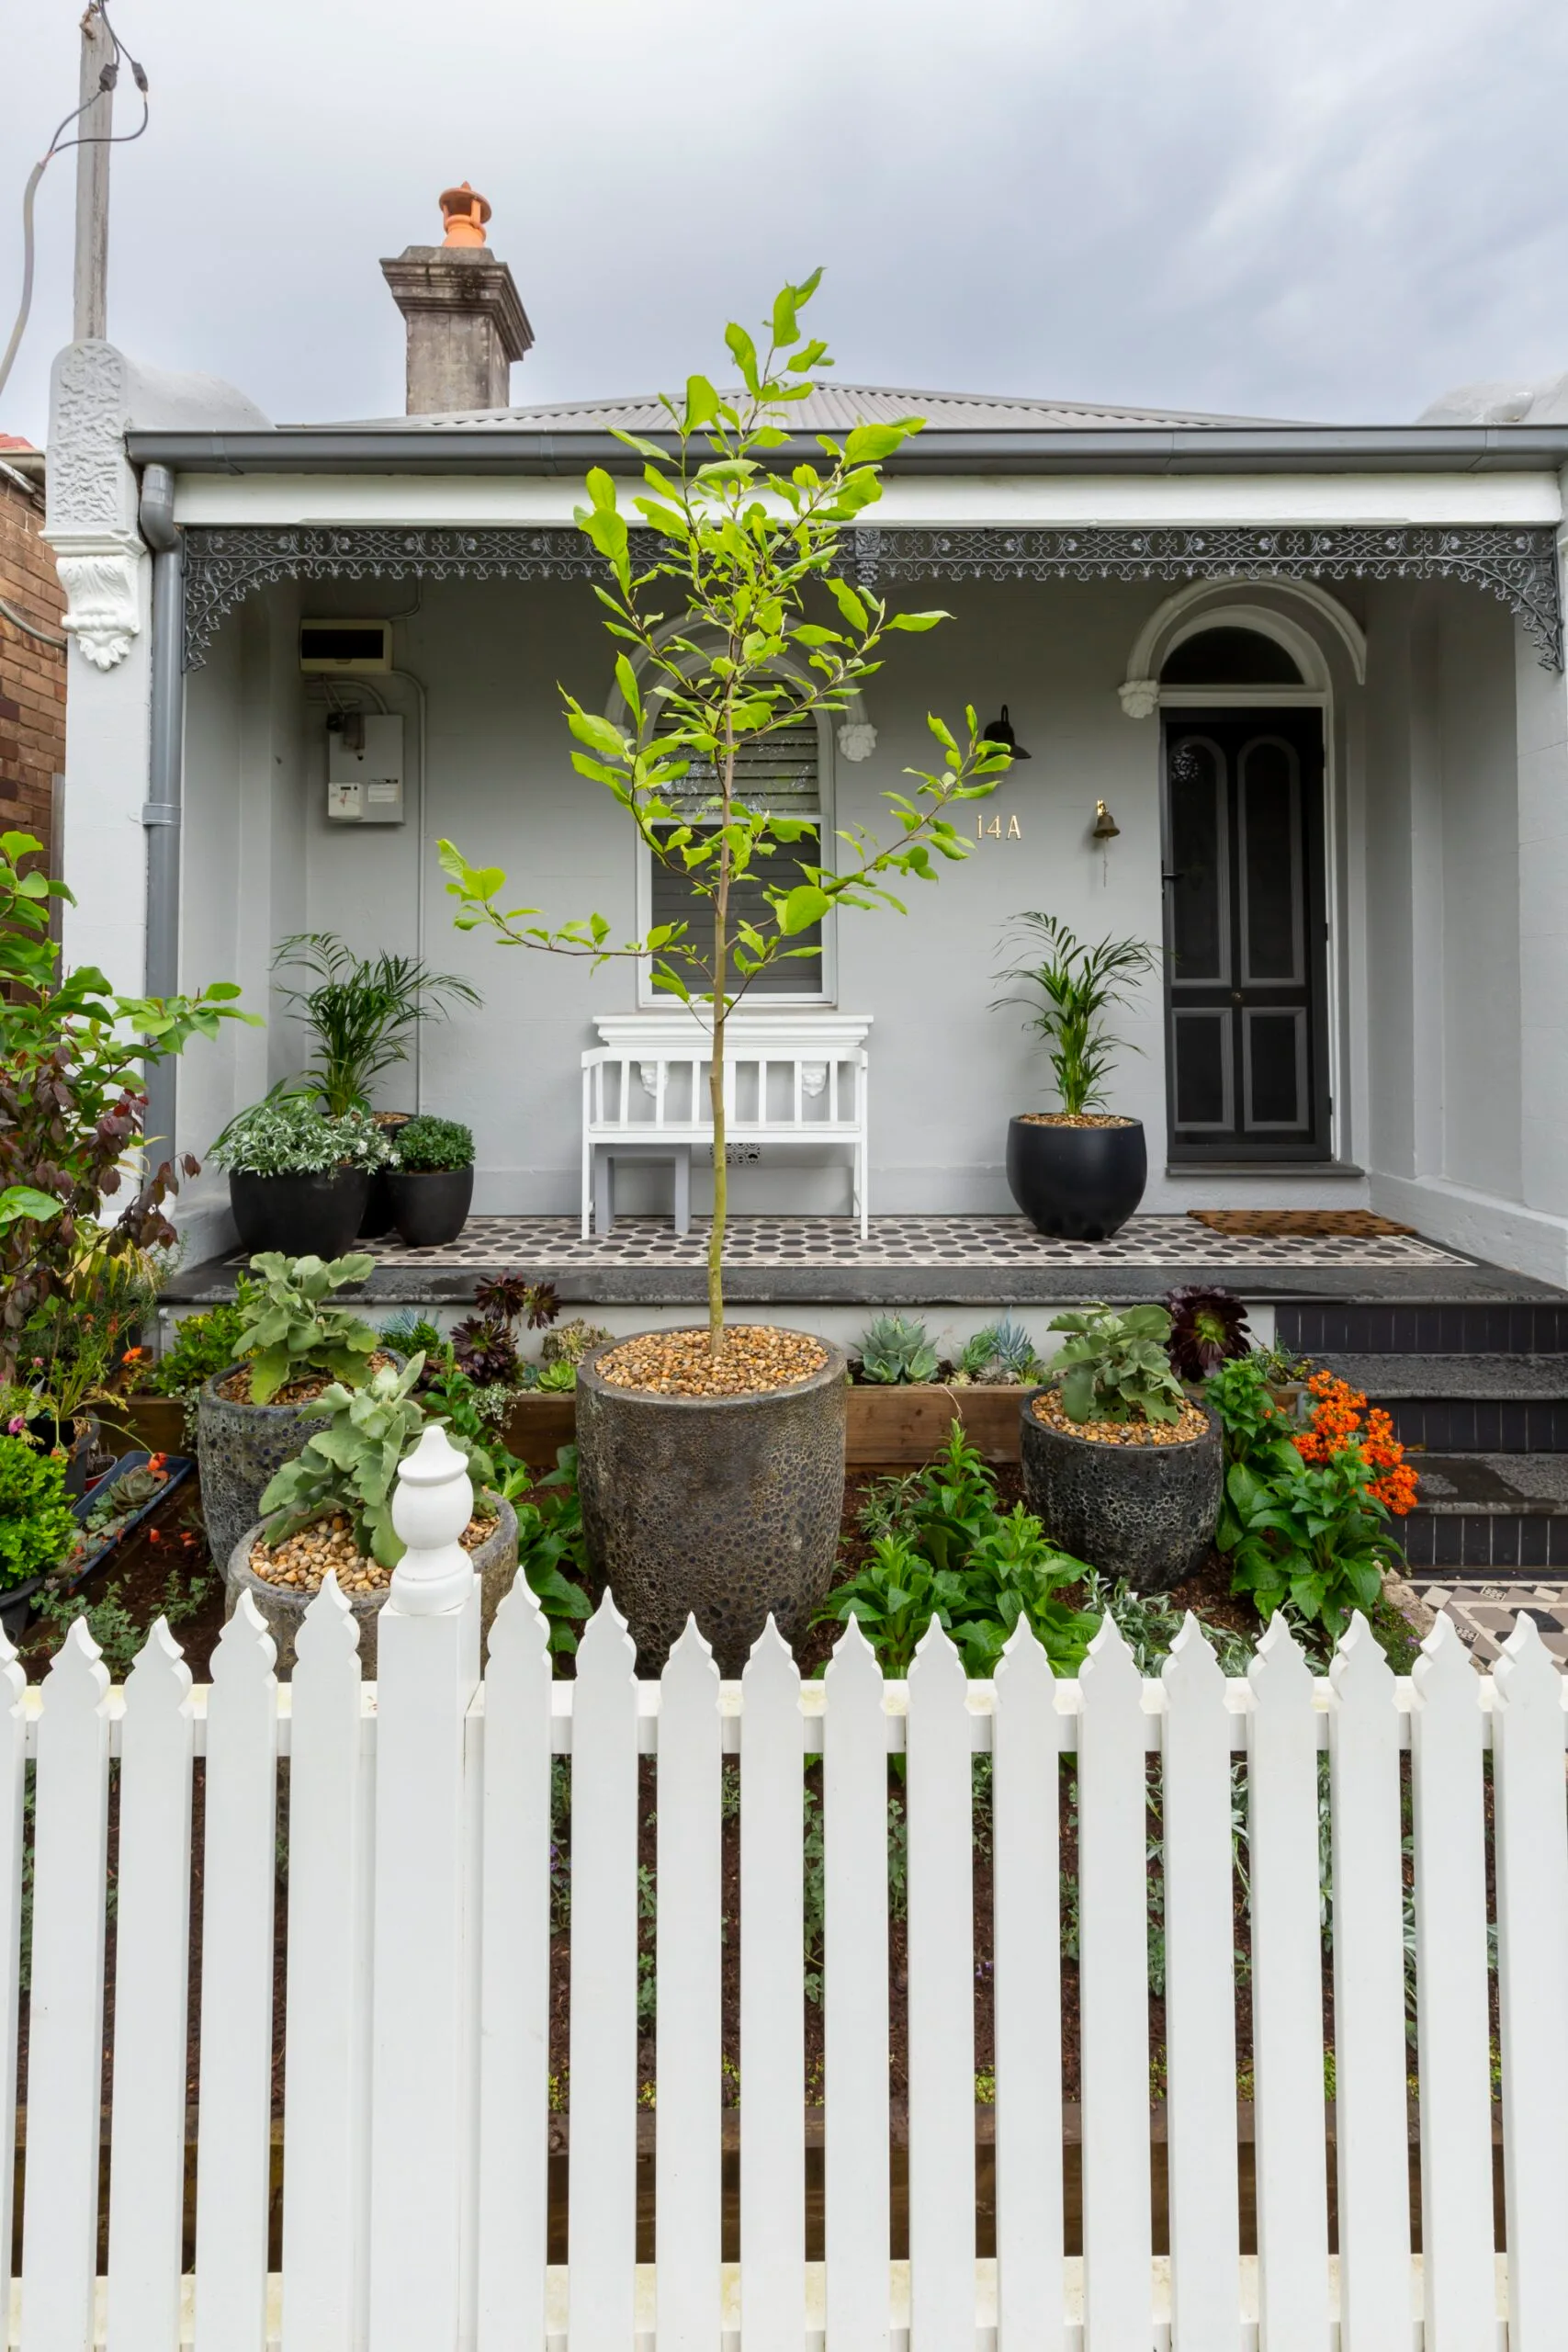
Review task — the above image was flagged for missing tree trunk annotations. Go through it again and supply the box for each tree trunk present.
[707,718,735,1357]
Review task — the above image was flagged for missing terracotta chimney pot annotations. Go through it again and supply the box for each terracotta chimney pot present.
[439,183,491,248]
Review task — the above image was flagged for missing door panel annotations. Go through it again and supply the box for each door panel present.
[1162,709,1328,1160]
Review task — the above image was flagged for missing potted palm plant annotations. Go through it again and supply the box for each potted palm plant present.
[270,933,480,1237]
[993,912,1155,1240]
[439,272,1012,1671]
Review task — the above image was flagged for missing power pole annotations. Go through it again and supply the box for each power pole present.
[73,3,113,341]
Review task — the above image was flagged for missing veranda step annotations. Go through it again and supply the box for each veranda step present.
[1279,1298,1568,1354]
[1403,1452,1568,1572]
[1313,1351,1568,1451]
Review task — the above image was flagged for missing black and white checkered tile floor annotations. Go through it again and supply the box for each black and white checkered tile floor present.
[310,1213,1466,1272]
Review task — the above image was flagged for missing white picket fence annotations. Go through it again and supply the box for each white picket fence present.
[6,1424,1567,2349]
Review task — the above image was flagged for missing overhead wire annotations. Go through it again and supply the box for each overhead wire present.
[0,3,151,404]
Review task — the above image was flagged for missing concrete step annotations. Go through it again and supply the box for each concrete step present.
[1314,1353,1568,1451]
[1403,1453,1568,1574]
[1280,1300,1568,1355]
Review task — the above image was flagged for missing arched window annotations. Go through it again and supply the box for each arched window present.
[641,705,831,1003]
[1160,627,1304,686]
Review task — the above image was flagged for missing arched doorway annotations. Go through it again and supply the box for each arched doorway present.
[1159,627,1331,1161]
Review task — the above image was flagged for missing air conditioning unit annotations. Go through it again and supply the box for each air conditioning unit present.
[299,618,392,673]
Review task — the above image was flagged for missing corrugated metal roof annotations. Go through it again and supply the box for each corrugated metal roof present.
[333,382,1295,433]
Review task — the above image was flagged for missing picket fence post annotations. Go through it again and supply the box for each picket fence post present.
[367,1423,482,2352]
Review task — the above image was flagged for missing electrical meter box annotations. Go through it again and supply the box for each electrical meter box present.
[326,713,404,823]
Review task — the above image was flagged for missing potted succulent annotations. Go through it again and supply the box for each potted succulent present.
[994,913,1155,1241]
[196,1250,392,1569]
[1021,1302,1222,1589]
[210,1095,391,1260]
[269,933,480,1237]
[386,1115,476,1249]
[440,274,1011,1672]
[228,1356,516,1675]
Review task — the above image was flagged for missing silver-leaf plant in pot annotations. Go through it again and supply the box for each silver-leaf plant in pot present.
[439,273,1013,1670]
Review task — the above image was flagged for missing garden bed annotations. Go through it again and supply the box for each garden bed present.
[498,1382,1027,1467]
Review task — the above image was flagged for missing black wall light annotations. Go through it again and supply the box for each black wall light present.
[981,703,1031,759]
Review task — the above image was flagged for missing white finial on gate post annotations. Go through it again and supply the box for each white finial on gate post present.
[389,1423,475,1615]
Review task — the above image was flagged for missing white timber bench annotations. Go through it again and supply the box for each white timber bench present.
[582,1012,872,1238]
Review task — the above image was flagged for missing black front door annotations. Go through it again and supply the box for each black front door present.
[1161,709,1330,1161]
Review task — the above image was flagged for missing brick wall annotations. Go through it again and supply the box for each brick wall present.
[0,458,66,859]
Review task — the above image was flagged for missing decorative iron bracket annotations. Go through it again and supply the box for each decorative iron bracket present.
[181,518,1562,671]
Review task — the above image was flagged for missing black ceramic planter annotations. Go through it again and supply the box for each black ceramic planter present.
[1020,1387,1222,1590]
[360,1114,413,1238]
[229,1168,370,1261]
[575,1330,848,1675]
[1005,1115,1147,1241]
[387,1166,474,1250]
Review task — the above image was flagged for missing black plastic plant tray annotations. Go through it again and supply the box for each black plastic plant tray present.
[61,1449,195,1592]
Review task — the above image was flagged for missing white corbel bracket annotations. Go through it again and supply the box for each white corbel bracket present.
[42,527,143,670]
[1117,678,1160,719]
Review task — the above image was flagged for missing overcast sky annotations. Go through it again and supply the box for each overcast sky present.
[6,0,1568,444]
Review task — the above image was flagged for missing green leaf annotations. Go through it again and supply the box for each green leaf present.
[826,577,869,633]
[777,885,832,935]
[885,610,948,632]
[684,374,721,430]
[844,423,913,463]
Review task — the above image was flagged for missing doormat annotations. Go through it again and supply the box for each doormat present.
[1187,1208,1418,1238]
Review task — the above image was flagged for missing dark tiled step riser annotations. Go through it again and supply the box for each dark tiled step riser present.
[1383,1398,1568,1452]
[1279,1303,1568,1355]
[1402,1512,1568,1573]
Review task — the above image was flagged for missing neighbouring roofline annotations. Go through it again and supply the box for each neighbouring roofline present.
[125,421,1568,479]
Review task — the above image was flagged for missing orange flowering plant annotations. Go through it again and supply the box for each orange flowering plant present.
[1208,1353,1415,1641]
[1292,1370,1419,1516]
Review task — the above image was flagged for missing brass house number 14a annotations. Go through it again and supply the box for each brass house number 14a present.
[976,812,1023,838]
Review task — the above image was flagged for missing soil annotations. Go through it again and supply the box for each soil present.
[1015,1112,1136,1128]
[216,1351,396,1408]
[594,1325,829,1398]
[1031,1390,1210,1446]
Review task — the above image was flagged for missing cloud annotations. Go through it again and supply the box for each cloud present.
[5,0,1567,440]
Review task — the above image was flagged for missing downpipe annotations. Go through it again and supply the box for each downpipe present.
[139,462,183,1173]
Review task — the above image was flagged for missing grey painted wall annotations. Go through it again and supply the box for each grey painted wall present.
[174,564,1545,1251]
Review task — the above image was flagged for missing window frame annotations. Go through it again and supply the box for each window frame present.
[630,672,840,1012]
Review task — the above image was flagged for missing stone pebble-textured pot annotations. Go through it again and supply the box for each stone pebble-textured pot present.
[197,1354,401,1574]
[386,1165,474,1249]
[223,1495,517,1678]
[1005,1115,1147,1242]
[230,1168,370,1260]
[575,1329,848,1676]
[1020,1385,1222,1590]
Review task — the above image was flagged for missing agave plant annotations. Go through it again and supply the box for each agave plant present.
[957,1314,1043,1385]
[858,1314,940,1385]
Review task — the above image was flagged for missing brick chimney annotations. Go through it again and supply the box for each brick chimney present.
[380,184,534,415]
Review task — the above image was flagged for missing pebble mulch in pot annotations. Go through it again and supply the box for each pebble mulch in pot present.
[248,1510,500,1597]
[595,1325,829,1398]
[1030,1390,1211,1446]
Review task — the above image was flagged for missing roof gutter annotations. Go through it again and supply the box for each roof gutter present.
[126,422,1568,479]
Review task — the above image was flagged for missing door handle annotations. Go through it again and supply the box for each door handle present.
[1161,869,1185,885]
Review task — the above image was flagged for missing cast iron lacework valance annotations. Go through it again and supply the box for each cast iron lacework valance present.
[180,519,1563,670]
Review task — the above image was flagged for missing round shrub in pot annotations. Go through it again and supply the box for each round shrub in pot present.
[386,1115,476,1249]
[195,1250,388,1569]
[1020,1303,1221,1589]
[994,913,1156,1240]
[210,1097,391,1261]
